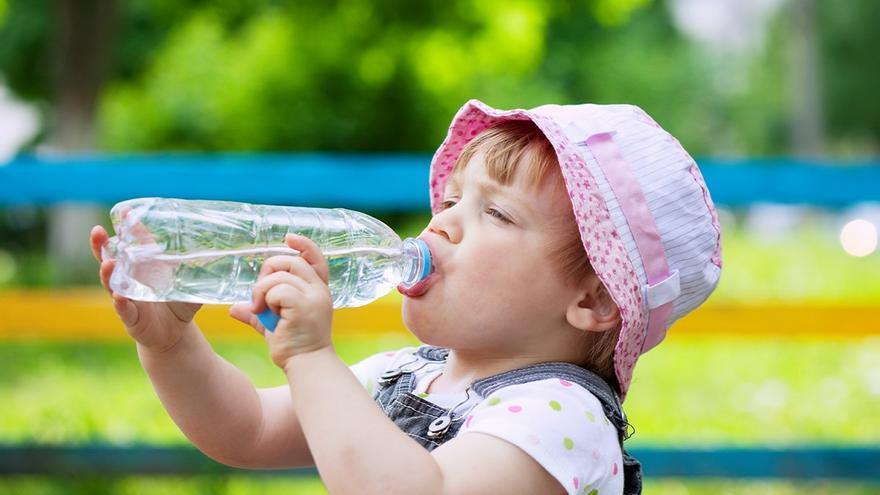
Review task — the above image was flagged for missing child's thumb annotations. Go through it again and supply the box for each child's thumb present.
[229,303,266,336]
[112,293,139,328]
[229,302,251,324]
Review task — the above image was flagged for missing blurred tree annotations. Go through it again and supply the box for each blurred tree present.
[722,0,879,156]
[0,0,116,284]
[788,0,824,157]
[0,0,877,156]
[95,0,708,153]
[53,0,115,149]
[47,0,116,285]
[0,0,52,103]
[818,0,880,154]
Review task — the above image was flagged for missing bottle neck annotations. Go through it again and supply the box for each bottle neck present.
[400,237,433,288]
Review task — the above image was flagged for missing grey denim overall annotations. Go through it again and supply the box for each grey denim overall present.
[374,346,643,494]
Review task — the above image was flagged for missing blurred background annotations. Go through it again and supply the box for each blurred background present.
[1,0,879,493]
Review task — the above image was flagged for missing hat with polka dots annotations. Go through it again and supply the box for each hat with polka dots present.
[428,99,723,400]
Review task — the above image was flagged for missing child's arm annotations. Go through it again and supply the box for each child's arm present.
[90,226,312,468]
[286,347,565,494]
[137,322,313,469]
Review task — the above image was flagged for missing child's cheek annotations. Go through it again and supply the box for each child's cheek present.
[459,242,520,289]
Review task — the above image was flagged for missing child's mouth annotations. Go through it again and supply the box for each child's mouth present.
[397,272,437,298]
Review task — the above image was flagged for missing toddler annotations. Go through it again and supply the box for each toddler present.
[90,99,722,495]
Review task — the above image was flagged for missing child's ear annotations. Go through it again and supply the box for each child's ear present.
[565,276,620,333]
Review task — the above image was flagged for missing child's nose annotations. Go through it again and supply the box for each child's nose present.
[426,212,461,244]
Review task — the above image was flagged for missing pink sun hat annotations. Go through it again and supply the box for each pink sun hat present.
[428,99,723,400]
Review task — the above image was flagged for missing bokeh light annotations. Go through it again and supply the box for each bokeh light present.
[839,219,878,257]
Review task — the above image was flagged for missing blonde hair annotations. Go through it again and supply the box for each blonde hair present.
[450,120,621,393]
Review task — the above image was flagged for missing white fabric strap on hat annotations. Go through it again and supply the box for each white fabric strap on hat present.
[584,132,679,354]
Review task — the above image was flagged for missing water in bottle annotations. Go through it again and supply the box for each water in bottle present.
[102,198,433,312]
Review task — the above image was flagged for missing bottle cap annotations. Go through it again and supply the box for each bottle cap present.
[413,238,432,282]
[257,308,280,332]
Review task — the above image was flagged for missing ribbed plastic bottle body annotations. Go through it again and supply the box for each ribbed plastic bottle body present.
[104,198,422,308]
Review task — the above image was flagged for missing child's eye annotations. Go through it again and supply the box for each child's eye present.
[441,199,512,224]
[486,208,512,224]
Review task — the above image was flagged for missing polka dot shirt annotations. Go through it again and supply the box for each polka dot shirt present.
[351,348,624,495]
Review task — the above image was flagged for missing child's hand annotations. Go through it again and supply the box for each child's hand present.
[248,234,333,370]
[89,225,201,352]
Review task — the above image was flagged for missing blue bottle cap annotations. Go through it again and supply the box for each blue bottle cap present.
[257,308,281,332]
[413,238,432,282]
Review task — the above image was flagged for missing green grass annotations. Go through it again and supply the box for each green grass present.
[2,475,877,495]
[0,476,877,495]
[2,336,878,445]
[709,220,880,304]
[0,335,414,444]
[0,475,328,495]
[628,337,880,445]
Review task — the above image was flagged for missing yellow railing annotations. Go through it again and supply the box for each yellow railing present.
[0,290,877,341]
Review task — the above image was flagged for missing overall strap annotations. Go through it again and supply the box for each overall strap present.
[470,361,632,442]
[376,346,447,390]
[462,352,643,494]
[416,345,451,363]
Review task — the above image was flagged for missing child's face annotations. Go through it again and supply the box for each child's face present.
[402,151,582,354]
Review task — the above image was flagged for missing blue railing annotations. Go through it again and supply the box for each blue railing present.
[2,154,879,208]
[1,445,878,480]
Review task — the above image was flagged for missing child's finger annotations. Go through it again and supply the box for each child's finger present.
[229,302,251,324]
[111,292,139,328]
[256,254,301,279]
[285,234,330,284]
[100,259,115,293]
[251,271,310,313]
[264,283,302,316]
[90,226,109,262]
[120,206,158,244]
[130,222,157,244]
[258,254,323,287]
[229,303,266,336]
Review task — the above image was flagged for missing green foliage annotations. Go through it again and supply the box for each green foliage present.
[590,0,653,27]
[819,0,880,152]
[1,0,878,155]
[95,0,726,154]
[717,13,790,156]
[98,0,570,152]
[0,0,51,100]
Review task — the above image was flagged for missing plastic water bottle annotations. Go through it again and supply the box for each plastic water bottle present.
[102,198,432,330]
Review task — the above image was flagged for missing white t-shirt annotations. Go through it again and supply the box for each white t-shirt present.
[349,347,624,495]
